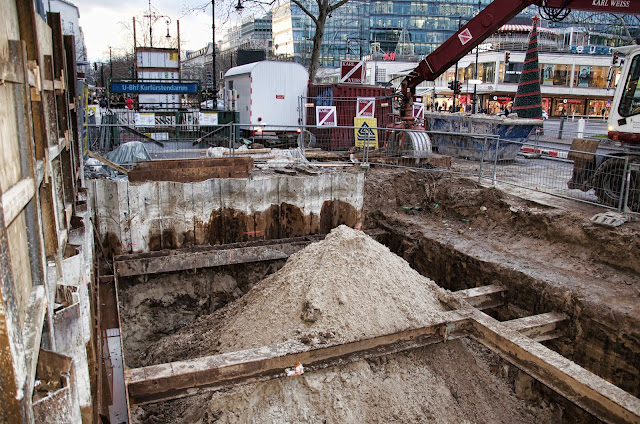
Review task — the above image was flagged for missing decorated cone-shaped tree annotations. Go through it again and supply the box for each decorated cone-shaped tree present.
[512,16,542,119]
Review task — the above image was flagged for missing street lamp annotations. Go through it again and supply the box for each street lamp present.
[144,0,172,47]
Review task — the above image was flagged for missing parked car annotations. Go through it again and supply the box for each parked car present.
[201,99,225,110]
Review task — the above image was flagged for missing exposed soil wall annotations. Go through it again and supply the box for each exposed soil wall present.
[118,261,284,368]
[364,168,640,396]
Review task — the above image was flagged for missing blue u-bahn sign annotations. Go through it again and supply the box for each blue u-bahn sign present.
[111,82,199,94]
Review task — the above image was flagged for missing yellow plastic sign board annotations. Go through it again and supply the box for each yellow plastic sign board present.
[354,117,378,149]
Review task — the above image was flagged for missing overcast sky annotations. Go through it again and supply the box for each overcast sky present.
[70,0,269,61]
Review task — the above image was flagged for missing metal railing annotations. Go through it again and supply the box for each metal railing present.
[85,120,638,215]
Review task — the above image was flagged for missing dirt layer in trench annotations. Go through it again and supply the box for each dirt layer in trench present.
[124,168,639,423]
[118,261,285,368]
[364,167,640,396]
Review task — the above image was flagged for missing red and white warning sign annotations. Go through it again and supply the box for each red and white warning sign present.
[340,60,366,83]
[356,97,375,118]
[413,102,425,121]
[316,106,337,127]
[458,28,473,45]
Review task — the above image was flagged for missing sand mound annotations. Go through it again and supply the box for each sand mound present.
[134,341,554,424]
[146,225,455,364]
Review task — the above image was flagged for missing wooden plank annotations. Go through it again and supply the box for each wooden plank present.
[223,148,272,155]
[1,178,35,227]
[125,310,471,405]
[468,310,640,424]
[86,150,129,175]
[115,239,313,277]
[503,312,568,342]
[454,284,506,310]
[127,167,249,183]
[134,157,253,170]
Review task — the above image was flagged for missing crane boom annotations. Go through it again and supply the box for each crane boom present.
[403,0,640,91]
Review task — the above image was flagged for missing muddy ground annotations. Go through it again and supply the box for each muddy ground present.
[122,167,639,423]
[119,261,284,368]
[363,167,640,395]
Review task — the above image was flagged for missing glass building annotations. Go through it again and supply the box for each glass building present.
[272,0,539,68]
[273,1,369,68]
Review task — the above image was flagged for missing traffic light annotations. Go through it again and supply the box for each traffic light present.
[448,80,455,91]
[456,81,462,94]
[612,51,620,66]
[505,51,510,64]
[94,63,97,71]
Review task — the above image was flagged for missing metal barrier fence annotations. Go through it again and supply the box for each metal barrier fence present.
[86,120,638,214]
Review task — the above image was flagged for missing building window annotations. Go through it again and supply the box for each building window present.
[540,64,571,86]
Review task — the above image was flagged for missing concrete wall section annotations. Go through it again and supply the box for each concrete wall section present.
[89,170,365,253]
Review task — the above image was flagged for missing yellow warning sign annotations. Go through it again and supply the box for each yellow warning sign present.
[353,117,378,149]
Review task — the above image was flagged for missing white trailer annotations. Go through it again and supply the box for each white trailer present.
[224,61,308,133]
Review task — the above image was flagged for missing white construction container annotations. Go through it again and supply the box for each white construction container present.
[224,61,308,132]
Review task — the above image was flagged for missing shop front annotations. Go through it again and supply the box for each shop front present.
[487,95,513,114]
[551,98,585,117]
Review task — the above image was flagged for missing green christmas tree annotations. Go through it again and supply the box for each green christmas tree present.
[512,16,542,119]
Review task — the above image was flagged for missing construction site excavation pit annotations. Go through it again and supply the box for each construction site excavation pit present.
[113,168,640,424]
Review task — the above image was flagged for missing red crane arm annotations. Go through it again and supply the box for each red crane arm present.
[405,0,535,89]
[404,0,640,91]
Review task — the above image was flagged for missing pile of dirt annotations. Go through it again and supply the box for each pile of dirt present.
[134,225,556,423]
[145,225,456,365]
[133,341,555,424]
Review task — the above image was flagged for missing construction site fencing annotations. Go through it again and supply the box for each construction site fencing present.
[87,108,238,162]
[85,120,638,215]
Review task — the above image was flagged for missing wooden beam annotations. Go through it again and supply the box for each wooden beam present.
[114,230,387,277]
[503,312,568,342]
[22,286,47,400]
[125,310,471,405]
[454,284,506,310]
[1,178,36,227]
[468,310,640,424]
[114,236,326,277]
[86,150,129,175]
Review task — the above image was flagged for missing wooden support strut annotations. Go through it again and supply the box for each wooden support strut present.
[467,310,640,424]
[125,310,472,405]
[455,284,506,310]
[124,307,639,424]
[112,230,388,277]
